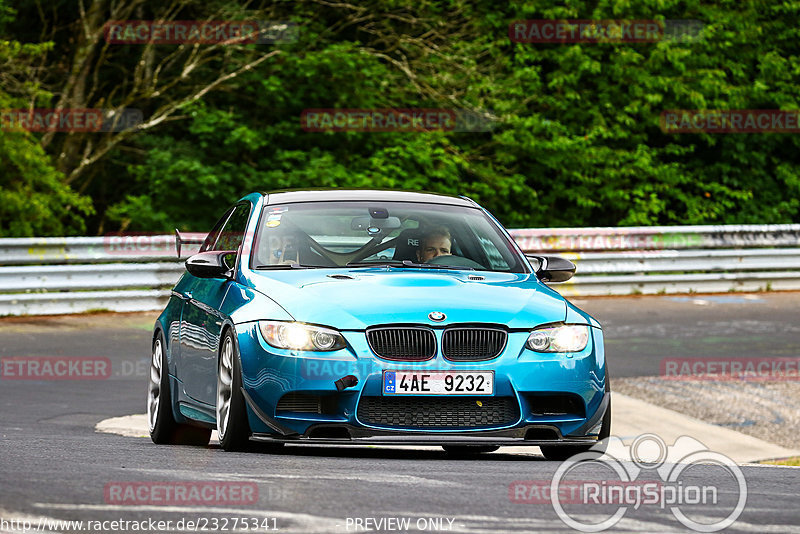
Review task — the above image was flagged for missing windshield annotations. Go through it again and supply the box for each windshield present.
[252,201,527,273]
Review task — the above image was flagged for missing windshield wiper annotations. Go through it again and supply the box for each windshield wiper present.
[345,260,473,271]
[345,260,406,268]
[401,260,474,270]
[255,263,311,270]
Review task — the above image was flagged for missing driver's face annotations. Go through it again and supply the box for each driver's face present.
[417,236,451,263]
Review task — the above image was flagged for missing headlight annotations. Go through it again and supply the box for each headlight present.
[526,324,590,352]
[258,321,346,352]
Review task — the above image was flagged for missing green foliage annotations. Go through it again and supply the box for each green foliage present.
[0,115,94,235]
[0,3,92,236]
[2,0,800,235]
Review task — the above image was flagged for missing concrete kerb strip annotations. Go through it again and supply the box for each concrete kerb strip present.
[96,393,799,463]
[608,393,800,463]
[96,414,220,441]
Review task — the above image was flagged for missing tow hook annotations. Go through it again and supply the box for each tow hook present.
[334,375,358,392]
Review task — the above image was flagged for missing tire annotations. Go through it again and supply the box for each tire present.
[217,329,252,451]
[541,375,611,461]
[148,331,211,446]
[442,445,500,457]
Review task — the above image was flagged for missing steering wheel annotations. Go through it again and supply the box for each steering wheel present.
[427,254,485,269]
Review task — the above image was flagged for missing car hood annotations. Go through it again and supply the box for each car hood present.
[244,268,567,330]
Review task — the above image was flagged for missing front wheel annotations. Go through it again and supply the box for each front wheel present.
[217,330,252,451]
[147,331,211,446]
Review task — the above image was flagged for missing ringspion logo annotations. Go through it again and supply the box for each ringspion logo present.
[510,480,663,504]
[516,434,748,532]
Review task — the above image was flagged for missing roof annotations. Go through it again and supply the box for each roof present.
[261,189,477,207]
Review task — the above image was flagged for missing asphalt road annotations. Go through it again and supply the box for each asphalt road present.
[1,294,799,533]
[575,292,800,377]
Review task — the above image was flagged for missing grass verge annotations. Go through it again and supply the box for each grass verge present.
[762,457,800,466]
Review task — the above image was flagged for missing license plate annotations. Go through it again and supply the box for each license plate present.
[383,370,494,395]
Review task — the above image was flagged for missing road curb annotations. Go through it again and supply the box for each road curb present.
[609,392,800,463]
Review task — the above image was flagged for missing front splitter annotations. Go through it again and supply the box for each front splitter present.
[251,423,598,447]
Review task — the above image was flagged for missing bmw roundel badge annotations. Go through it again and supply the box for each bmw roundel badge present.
[428,311,446,322]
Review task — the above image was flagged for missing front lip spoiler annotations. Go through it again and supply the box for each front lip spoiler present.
[241,387,299,437]
[250,424,598,447]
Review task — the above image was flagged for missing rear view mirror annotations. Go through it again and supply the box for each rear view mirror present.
[526,254,576,283]
[350,216,402,233]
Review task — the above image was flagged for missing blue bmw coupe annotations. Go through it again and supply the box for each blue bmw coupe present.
[148,190,610,459]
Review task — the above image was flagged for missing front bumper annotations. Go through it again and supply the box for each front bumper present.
[235,322,608,445]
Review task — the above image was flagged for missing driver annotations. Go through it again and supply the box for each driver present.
[416,226,452,263]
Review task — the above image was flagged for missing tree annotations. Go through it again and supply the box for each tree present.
[2,0,799,236]
[0,2,92,236]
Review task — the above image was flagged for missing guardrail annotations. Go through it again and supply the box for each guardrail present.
[0,234,205,265]
[508,224,800,297]
[0,234,201,315]
[1,224,798,315]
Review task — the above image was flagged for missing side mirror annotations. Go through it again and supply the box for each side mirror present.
[526,254,576,283]
[185,251,236,279]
